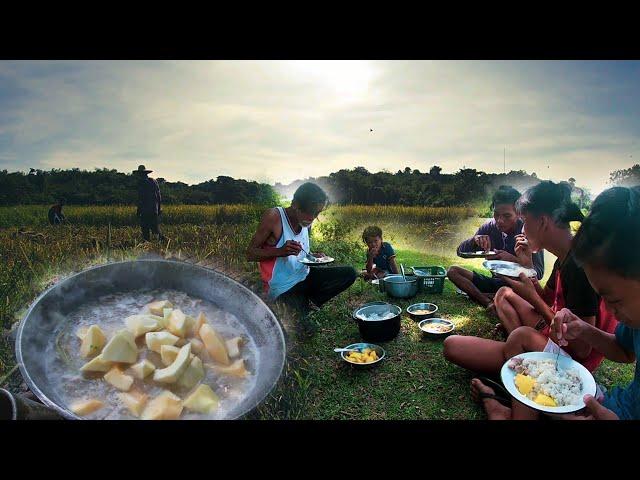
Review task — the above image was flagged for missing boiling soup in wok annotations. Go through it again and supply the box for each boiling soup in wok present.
[49,290,258,420]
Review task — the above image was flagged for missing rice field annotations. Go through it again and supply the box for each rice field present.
[0,204,634,419]
[0,204,267,228]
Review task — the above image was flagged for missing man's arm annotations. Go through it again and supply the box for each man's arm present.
[366,251,375,273]
[246,209,278,262]
[553,309,636,364]
[457,223,490,254]
[246,209,298,262]
[388,256,399,274]
[574,323,636,363]
[554,315,596,361]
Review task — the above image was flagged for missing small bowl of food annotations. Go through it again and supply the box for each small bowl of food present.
[418,318,455,338]
[339,343,386,368]
[406,302,439,321]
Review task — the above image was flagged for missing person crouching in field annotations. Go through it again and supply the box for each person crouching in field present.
[246,182,357,315]
[447,186,545,314]
[443,181,619,419]
[48,199,66,225]
[360,226,399,280]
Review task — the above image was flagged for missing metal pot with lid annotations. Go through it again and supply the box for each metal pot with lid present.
[351,301,402,342]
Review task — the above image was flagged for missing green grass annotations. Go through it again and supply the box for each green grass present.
[0,207,635,419]
[291,249,500,419]
[296,250,488,419]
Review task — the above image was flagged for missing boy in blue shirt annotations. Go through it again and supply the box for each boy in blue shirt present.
[553,186,640,420]
[361,226,399,280]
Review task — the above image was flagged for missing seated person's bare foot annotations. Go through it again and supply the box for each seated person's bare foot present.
[470,378,512,420]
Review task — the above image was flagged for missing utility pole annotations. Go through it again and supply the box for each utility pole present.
[504,147,506,174]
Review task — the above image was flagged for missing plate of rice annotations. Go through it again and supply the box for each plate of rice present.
[483,260,537,279]
[459,250,498,259]
[500,352,597,414]
[298,256,335,265]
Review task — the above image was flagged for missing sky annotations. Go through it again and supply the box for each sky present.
[0,60,639,195]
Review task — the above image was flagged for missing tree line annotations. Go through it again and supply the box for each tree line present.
[0,168,280,206]
[275,166,601,209]
[1,164,638,207]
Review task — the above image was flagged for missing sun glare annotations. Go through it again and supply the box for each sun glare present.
[282,60,375,101]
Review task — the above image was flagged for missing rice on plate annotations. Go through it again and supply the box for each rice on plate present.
[509,357,582,407]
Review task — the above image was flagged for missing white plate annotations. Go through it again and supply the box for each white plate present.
[500,351,596,414]
[483,260,537,278]
[459,250,498,259]
[298,256,335,265]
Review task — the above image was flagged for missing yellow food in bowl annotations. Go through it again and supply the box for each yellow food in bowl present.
[412,309,435,315]
[514,373,536,395]
[345,348,379,364]
[534,393,557,407]
[422,323,452,333]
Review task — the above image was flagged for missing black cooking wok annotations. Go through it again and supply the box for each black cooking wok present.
[15,259,287,420]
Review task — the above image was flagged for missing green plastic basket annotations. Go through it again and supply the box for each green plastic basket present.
[411,266,447,294]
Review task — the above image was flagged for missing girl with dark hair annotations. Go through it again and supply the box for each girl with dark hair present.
[551,186,640,419]
[443,181,618,419]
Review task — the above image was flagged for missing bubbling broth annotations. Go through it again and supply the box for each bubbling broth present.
[44,289,259,420]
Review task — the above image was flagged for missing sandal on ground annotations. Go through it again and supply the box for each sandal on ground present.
[476,391,511,407]
[473,377,512,407]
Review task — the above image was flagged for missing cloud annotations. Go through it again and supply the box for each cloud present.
[0,60,638,194]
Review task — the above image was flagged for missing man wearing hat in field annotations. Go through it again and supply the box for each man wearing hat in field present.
[134,165,165,242]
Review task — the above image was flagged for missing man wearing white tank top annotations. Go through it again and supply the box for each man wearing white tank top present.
[247,183,357,315]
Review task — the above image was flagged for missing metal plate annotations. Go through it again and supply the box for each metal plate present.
[483,260,537,278]
[418,318,455,335]
[458,250,498,259]
[298,256,335,265]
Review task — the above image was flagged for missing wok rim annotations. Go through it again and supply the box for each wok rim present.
[15,258,287,420]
